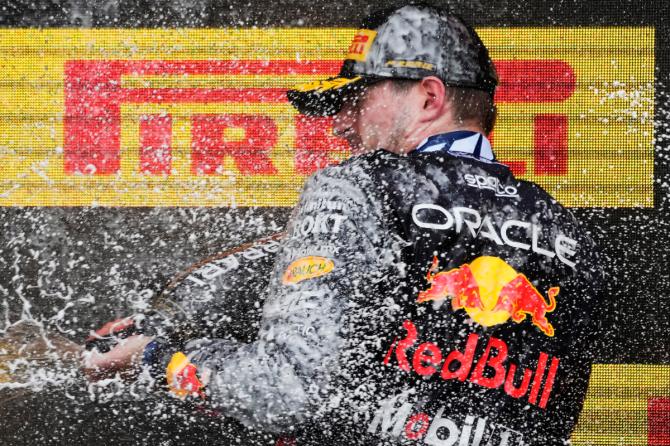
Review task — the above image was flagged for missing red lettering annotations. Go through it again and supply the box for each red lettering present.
[470,337,508,389]
[539,357,560,409]
[294,116,349,174]
[190,114,278,175]
[139,114,172,175]
[504,363,533,398]
[529,352,549,405]
[494,60,575,103]
[395,320,418,372]
[383,338,397,365]
[440,333,478,382]
[384,321,560,410]
[404,413,430,440]
[533,114,568,175]
[64,61,122,174]
[494,60,575,176]
[63,60,339,175]
[648,398,670,446]
[412,342,442,377]
[63,59,576,179]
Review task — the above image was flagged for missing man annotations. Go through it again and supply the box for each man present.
[85,4,604,445]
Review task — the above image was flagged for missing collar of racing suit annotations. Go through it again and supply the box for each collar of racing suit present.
[413,131,497,163]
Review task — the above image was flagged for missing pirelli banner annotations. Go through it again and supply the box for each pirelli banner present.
[0,27,667,446]
[0,28,654,207]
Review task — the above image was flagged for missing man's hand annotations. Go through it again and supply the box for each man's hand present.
[82,317,154,381]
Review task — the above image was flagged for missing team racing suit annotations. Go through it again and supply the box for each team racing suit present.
[153,131,604,446]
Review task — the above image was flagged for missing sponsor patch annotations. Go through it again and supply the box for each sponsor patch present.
[368,395,526,445]
[291,212,348,237]
[282,256,335,284]
[346,29,377,61]
[411,204,578,268]
[292,76,362,93]
[385,60,435,70]
[383,320,560,409]
[418,256,558,336]
[166,352,205,399]
[464,173,519,198]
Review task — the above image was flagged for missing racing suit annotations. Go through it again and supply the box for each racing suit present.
[154,131,604,446]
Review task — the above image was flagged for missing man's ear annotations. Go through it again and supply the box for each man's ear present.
[418,76,447,121]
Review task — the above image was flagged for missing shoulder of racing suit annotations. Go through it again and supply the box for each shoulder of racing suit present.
[169,151,407,436]
[351,149,604,446]
[148,147,605,446]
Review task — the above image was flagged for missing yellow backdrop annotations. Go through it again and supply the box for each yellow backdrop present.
[0,28,654,207]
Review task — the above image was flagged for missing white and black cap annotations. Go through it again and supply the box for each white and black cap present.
[287,4,498,116]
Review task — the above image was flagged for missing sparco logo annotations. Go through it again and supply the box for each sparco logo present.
[368,396,526,445]
[464,174,519,198]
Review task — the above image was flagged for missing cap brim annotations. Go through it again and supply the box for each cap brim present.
[287,76,370,116]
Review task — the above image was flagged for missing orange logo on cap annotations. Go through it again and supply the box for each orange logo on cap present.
[418,256,559,336]
[346,29,377,61]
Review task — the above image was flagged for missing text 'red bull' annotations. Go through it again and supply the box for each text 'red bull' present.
[383,320,560,409]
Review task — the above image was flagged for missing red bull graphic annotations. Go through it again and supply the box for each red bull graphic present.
[166,351,206,399]
[383,320,560,409]
[418,256,558,336]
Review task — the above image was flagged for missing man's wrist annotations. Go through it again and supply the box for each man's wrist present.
[142,337,173,380]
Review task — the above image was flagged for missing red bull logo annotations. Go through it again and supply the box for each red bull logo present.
[418,256,558,337]
[382,320,560,410]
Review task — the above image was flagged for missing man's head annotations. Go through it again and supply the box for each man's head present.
[331,77,497,155]
[287,4,498,154]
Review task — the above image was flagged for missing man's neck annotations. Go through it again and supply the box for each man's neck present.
[400,121,485,154]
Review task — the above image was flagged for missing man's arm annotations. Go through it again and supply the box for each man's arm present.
[177,161,398,432]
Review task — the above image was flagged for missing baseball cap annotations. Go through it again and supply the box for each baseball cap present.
[287,4,498,116]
